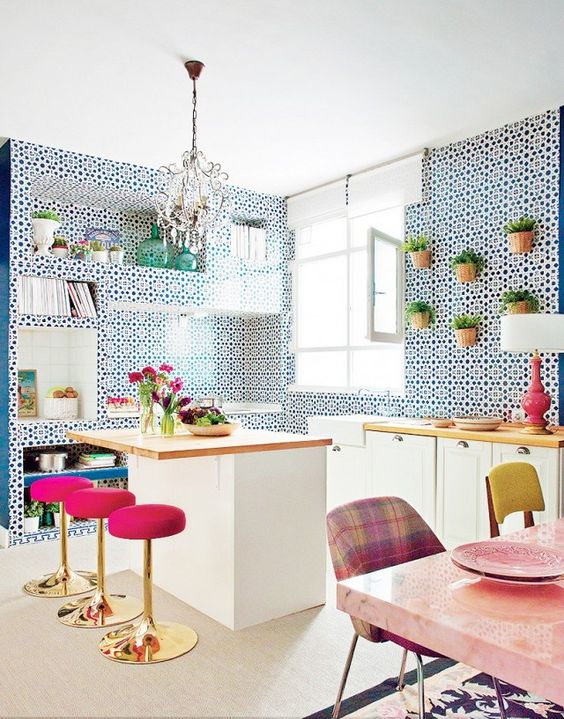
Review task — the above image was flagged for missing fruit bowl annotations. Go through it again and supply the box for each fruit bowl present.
[183,423,240,437]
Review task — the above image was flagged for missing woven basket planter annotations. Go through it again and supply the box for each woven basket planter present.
[506,301,530,314]
[44,397,79,420]
[508,231,533,253]
[410,250,431,268]
[455,327,477,348]
[410,312,430,329]
[455,263,477,283]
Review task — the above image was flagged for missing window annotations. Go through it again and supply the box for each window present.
[292,207,405,392]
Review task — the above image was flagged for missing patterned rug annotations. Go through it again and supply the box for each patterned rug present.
[306,659,564,718]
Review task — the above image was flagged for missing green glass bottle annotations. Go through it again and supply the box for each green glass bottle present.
[136,224,170,268]
[174,246,198,272]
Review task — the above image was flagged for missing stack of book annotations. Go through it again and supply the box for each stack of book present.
[18,276,97,318]
[76,453,116,469]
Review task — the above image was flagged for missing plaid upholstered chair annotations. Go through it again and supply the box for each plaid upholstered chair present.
[327,496,507,719]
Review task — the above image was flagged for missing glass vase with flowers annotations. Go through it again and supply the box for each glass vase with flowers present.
[150,366,191,437]
[128,365,161,434]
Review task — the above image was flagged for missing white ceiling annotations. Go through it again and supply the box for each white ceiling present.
[1,0,564,196]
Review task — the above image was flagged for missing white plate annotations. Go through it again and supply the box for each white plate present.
[452,416,503,431]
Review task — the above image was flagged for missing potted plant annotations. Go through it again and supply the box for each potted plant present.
[42,502,60,527]
[24,500,43,533]
[51,236,69,258]
[451,314,481,347]
[502,216,537,253]
[499,289,540,315]
[91,240,109,263]
[450,249,484,283]
[31,210,61,256]
[109,243,124,264]
[70,240,93,262]
[406,300,435,329]
[402,234,431,268]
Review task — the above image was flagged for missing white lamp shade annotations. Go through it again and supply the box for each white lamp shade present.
[501,313,564,353]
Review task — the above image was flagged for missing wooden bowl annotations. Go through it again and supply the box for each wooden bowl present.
[430,418,453,428]
[183,423,240,437]
[452,417,503,432]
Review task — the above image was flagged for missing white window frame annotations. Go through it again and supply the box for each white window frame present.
[367,228,404,344]
[289,215,405,394]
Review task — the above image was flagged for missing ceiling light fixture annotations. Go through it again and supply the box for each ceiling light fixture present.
[155,60,231,254]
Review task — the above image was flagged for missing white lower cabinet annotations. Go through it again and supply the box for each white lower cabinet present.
[326,444,368,511]
[436,438,492,548]
[366,431,436,529]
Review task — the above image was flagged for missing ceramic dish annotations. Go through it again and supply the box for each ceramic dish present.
[430,418,453,428]
[451,540,564,584]
[452,416,503,431]
[183,422,240,437]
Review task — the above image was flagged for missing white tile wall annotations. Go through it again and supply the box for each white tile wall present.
[17,328,98,420]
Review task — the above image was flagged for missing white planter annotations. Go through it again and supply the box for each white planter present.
[51,247,69,258]
[32,218,61,256]
[110,250,124,264]
[53,512,61,528]
[92,250,109,263]
[24,516,40,533]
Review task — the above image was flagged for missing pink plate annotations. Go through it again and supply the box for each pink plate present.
[451,541,564,584]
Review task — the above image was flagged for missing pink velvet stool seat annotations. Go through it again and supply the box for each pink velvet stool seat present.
[24,475,97,598]
[99,503,197,664]
[58,487,143,628]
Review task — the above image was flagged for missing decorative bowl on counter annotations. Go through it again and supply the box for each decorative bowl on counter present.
[452,416,503,431]
[430,418,453,428]
[183,422,240,437]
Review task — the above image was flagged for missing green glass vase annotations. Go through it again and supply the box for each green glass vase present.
[160,412,175,437]
[174,246,198,272]
[136,224,170,268]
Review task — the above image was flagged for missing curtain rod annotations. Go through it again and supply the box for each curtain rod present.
[286,147,429,200]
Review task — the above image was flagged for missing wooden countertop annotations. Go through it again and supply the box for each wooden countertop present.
[67,428,332,460]
[364,421,564,447]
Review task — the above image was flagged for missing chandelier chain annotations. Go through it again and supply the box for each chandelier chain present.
[192,79,198,153]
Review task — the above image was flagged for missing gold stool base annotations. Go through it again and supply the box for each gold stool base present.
[58,590,143,628]
[99,615,198,663]
[23,566,97,598]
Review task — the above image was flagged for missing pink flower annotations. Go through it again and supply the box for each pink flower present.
[159,363,173,373]
[170,377,183,393]
[128,372,144,383]
[142,366,157,377]
[178,396,192,408]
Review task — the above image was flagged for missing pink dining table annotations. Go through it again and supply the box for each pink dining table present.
[336,518,564,706]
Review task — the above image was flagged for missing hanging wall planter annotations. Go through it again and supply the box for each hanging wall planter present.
[503,216,537,254]
[451,314,481,347]
[402,234,431,269]
[499,289,540,315]
[450,249,484,283]
[406,301,435,329]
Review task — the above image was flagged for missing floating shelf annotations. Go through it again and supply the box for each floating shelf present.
[108,301,279,318]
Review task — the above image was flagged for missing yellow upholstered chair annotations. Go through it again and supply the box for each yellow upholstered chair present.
[485,462,545,538]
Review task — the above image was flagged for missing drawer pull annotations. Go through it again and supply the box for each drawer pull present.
[517,446,530,455]
[332,445,342,452]
[457,440,469,449]
[392,435,404,442]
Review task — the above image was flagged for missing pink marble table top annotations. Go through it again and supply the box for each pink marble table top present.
[337,519,564,706]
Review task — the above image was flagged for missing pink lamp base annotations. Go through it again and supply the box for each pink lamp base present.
[520,353,553,435]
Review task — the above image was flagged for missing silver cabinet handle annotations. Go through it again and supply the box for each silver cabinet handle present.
[332,445,342,452]
[517,446,530,455]
[392,435,404,442]
[457,440,469,449]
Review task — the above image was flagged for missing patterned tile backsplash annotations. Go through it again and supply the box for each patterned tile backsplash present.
[3,106,561,542]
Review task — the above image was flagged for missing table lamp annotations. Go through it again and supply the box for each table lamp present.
[501,313,564,434]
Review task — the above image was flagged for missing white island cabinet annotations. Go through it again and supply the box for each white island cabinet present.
[68,428,331,631]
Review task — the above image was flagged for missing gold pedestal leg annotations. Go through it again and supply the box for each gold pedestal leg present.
[23,503,97,598]
[99,539,198,663]
[58,519,143,627]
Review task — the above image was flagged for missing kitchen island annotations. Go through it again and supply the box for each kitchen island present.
[67,428,331,630]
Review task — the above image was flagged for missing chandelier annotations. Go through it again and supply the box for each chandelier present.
[155,60,231,254]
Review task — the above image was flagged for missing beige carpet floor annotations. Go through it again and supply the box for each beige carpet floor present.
[0,533,414,718]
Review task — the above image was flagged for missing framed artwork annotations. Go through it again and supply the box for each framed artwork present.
[18,369,38,418]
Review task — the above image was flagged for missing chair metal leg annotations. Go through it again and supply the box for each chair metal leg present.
[492,677,507,719]
[414,653,426,719]
[396,648,408,691]
[332,633,359,719]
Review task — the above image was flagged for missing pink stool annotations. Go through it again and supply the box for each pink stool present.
[58,488,143,628]
[24,475,97,597]
[99,504,198,663]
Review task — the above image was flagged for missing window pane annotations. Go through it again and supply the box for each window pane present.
[350,347,404,390]
[373,236,399,334]
[349,249,371,346]
[297,217,346,259]
[297,255,347,348]
[350,206,404,248]
[297,351,347,386]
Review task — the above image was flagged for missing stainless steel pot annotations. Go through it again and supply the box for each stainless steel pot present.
[38,452,67,472]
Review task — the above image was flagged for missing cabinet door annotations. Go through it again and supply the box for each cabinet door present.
[436,438,492,548]
[326,444,368,512]
[366,432,436,529]
[491,443,559,532]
